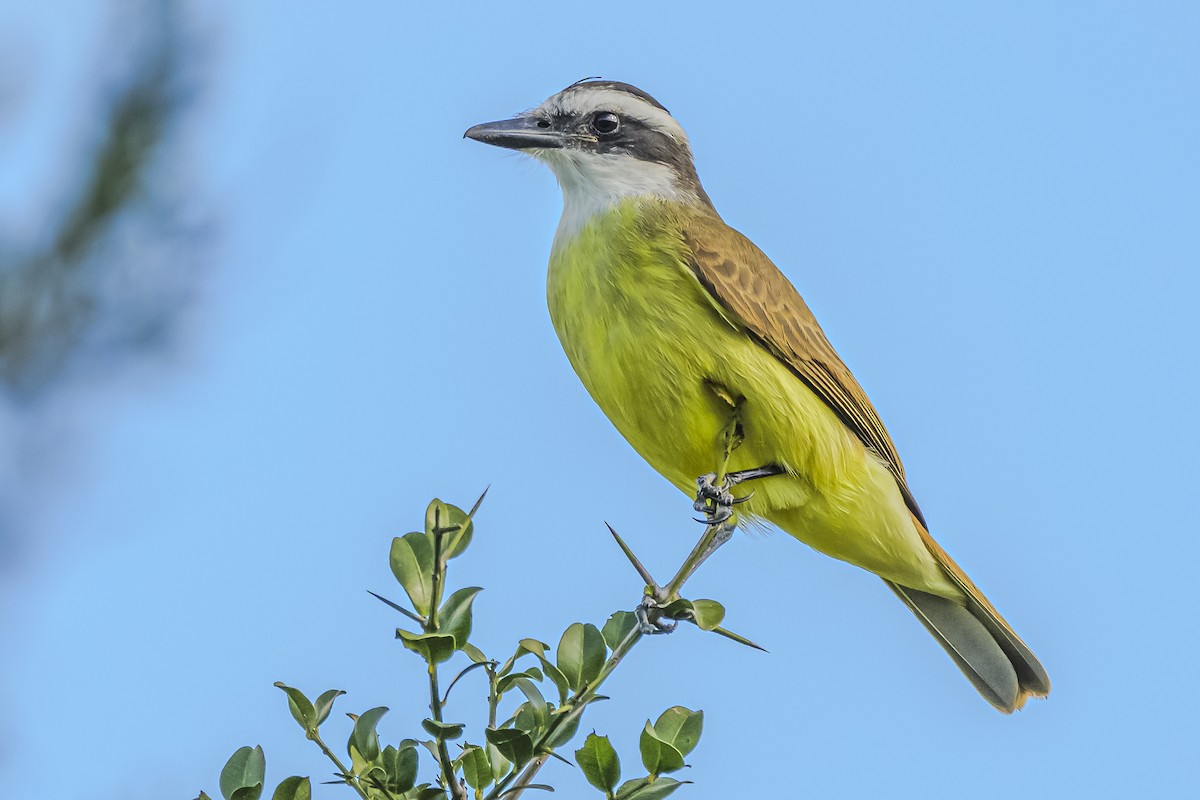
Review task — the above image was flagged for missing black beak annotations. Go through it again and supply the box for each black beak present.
[463,116,567,150]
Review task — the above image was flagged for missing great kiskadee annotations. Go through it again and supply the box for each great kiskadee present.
[465,79,1050,712]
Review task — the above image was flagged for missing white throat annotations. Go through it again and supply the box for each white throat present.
[539,150,697,247]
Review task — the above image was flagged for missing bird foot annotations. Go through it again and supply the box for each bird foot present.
[693,464,787,522]
[693,472,756,524]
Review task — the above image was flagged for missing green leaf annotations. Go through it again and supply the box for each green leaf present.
[556,623,607,693]
[513,702,544,736]
[651,707,703,757]
[411,739,440,769]
[601,611,640,650]
[381,744,418,793]
[397,629,457,664]
[460,745,493,791]
[614,777,650,799]
[575,733,621,794]
[349,706,388,763]
[496,667,542,695]
[639,722,684,776]
[389,532,435,616]
[421,719,465,740]
[542,708,584,749]
[621,777,689,799]
[461,642,489,664]
[360,764,388,794]
[513,678,547,717]
[516,638,550,658]
[348,745,369,780]
[219,746,265,800]
[540,661,571,706]
[501,638,569,703]
[497,785,555,797]
[232,784,264,800]
[313,689,346,727]
[269,776,311,800]
[273,683,316,732]
[426,499,474,560]
[502,638,547,676]
[689,600,725,631]
[658,598,693,620]
[438,587,482,649]
[485,727,534,768]
[509,678,549,733]
[412,786,451,800]
[488,743,511,784]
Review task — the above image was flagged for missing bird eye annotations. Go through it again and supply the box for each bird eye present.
[591,112,620,135]
[536,118,551,129]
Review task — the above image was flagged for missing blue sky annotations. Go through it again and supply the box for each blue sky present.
[2,2,1198,798]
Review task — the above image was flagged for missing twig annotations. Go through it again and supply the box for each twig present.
[426,507,468,800]
[428,661,467,800]
[309,730,372,800]
[489,610,647,799]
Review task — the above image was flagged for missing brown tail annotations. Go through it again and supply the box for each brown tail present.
[888,513,1050,713]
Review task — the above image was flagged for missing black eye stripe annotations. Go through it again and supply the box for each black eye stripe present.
[562,95,714,209]
[590,118,687,169]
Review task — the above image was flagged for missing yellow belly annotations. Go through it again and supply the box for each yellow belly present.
[546,199,954,595]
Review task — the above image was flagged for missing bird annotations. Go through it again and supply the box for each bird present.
[464,79,1049,713]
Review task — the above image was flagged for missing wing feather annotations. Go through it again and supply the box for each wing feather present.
[680,214,1050,701]
[680,213,927,526]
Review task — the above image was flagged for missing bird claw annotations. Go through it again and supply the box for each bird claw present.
[693,473,729,512]
[693,473,753,523]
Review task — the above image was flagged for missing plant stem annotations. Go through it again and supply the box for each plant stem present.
[426,510,466,800]
[661,520,730,602]
[309,730,372,800]
[505,755,549,799]
[485,513,726,800]
[428,662,467,800]
[487,664,499,729]
[429,508,446,631]
[489,623,645,800]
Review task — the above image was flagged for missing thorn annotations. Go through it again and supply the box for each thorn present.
[367,590,426,626]
[606,522,659,588]
[710,625,768,652]
[468,485,490,518]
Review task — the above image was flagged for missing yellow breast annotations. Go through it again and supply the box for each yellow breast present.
[545,198,842,499]
[544,198,953,595]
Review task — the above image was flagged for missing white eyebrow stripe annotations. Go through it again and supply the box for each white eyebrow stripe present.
[542,89,687,142]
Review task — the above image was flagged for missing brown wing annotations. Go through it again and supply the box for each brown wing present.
[681,215,927,526]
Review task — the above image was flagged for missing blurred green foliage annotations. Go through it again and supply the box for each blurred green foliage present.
[0,0,208,396]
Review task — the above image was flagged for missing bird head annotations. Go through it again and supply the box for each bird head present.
[465,79,712,214]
